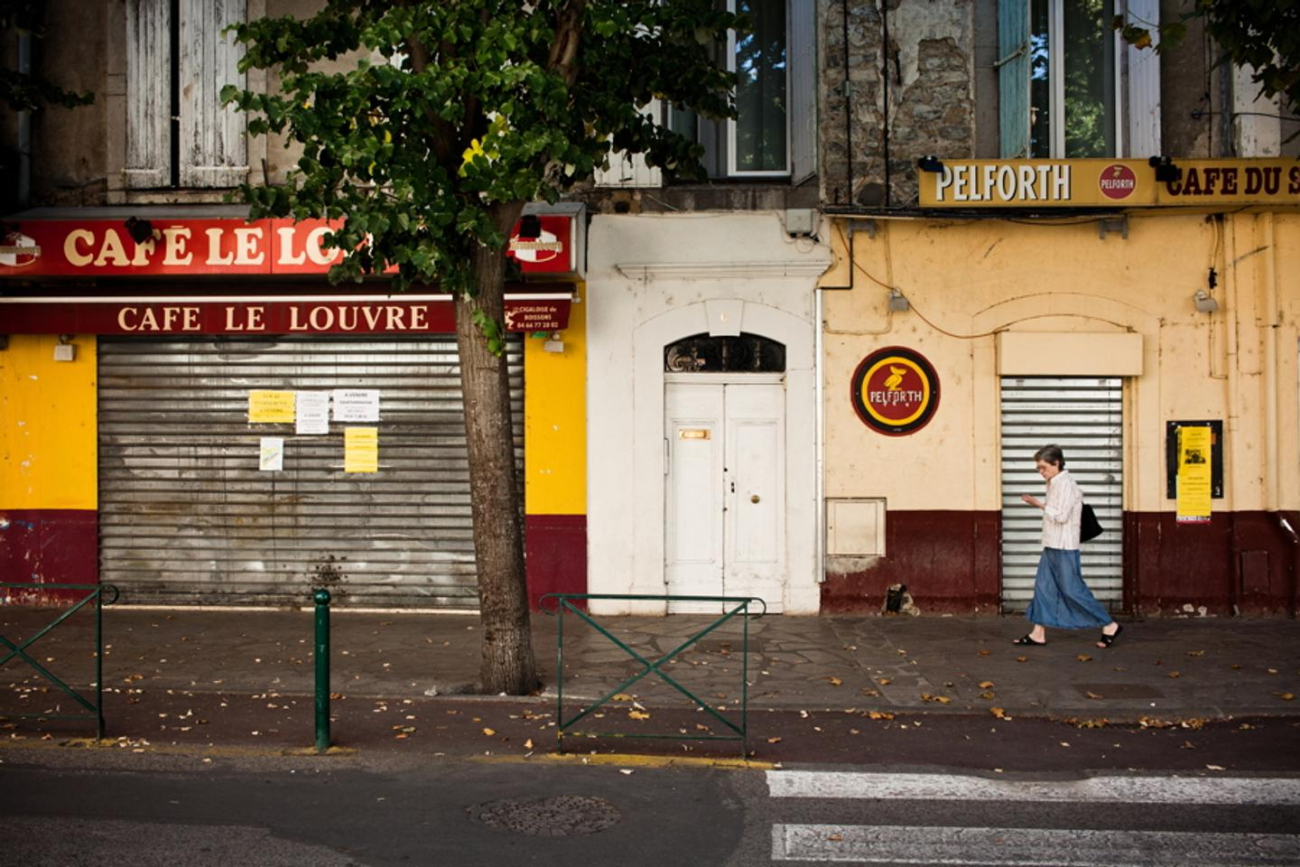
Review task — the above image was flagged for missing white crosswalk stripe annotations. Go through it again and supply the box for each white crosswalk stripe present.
[765,771,1300,866]
[767,770,1300,806]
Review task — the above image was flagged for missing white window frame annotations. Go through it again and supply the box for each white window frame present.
[725,0,792,178]
[1040,0,1124,159]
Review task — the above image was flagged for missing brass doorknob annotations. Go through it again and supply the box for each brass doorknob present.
[751,494,761,504]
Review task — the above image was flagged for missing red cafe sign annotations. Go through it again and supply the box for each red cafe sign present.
[0,293,573,335]
[0,215,575,277]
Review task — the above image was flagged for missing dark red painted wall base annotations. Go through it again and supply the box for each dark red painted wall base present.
[822,509,1300,616]
[821,511,1002,614]
[0,509,99,604]
[1126,510,1300,616]
[525,514,586,612]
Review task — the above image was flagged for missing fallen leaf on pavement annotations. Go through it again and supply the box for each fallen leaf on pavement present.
[1086,691,1105,700]
[978,650,992,657]
[1076,654,1092,663]
[1168,671,1181,679]
[767,736,782,744]
[866,711,894,720]
[978,681,995,689]
[482,728,496,736]
[1267,668,1279,675]
[628,711,651,721]
[980,691,996,700]
[1059,742,1070,748]
[876,678,892,686]
[1180,740,1195,750]
[1206,764,1226,771]
[1187,650,1206,658]
[991,707,1009,719]
[861,688,880,697]
[524,739,534,750]
[1277,693,1295,701]
[619,769,634,776]
[1015,656,1028,663]
[826,677,843,686]
[611,693,634,702]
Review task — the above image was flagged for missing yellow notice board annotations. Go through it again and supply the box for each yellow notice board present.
[249,390,296,423]
[344,426,379,473]
[1176,426,1213,524]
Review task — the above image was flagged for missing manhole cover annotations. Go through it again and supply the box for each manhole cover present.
[467,795,621,837]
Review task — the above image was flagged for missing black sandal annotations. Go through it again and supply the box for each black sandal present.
[1012,634,1046,646]
[1097,624,1124,648]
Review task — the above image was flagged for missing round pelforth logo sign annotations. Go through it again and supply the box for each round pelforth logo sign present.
[1098,163,1138,200]
[850,346,941,436]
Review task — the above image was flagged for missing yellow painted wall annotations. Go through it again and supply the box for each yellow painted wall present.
[824,212,1300,514]
[0,335,98,509]
[524,291,587,515]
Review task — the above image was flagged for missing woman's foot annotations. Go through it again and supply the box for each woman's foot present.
[1097,622,1124,648]
[1012,634,1046,646]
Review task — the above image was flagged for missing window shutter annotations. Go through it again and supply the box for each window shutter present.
[1124,0,1161,157]
[997,0,1031,158]
[125,0,171,188]
[788,0,816,184]
[179,0,248,188]
[594,99,664,188]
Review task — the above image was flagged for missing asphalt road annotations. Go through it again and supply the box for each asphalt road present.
[4,739,1300,867]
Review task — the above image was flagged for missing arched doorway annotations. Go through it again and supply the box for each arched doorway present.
[663,333,787,612]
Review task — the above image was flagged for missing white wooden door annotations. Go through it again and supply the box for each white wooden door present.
[665,381,785,612]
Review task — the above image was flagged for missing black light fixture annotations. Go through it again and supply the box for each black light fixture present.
[517,214,542,239]
[124,216,155,244]
[916,156,946,174]
[1148,155,1181,184]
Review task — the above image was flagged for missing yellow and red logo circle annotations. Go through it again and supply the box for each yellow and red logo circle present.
[1098,164,1137,200]
[850,347,940,436]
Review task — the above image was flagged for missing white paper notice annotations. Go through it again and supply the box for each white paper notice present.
[259,437,284,472]
[296,391,330,435]
[333,389,381,422]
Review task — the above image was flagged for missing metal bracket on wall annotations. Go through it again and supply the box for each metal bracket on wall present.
[849,218,877,240]
[1098,216,1128,240]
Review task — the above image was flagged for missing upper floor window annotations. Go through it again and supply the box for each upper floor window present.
[593,0,813,187]
[999,0,1160,159]
[126,0,248,189]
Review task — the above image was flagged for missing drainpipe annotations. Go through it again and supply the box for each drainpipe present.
[815,268,826,587]
[841,0,853,204]
[17,29,32,208]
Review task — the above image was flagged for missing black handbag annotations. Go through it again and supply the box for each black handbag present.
[1081,503,1103,542]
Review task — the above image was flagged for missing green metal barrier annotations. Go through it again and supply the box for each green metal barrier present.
[539,593,766,755]
[0,583,120,740]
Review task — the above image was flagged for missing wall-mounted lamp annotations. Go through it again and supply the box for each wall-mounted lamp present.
[543,331,565,353]
[916,156,945,174]
[1192,288,1219,314]
[1149,155,1181,184]
[888,289,911,312]
[124,216,156,244]
[53,334,76,362]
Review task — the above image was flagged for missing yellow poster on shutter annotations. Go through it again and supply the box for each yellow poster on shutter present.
[344,427,379,473]
[248,390,296,423]
[1176,426,1212,524]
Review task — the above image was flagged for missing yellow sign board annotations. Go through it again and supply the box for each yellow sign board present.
[918,158,1300,209]
[1176,426,1213,524]
[248,390,296,424]
[344,426,379,473]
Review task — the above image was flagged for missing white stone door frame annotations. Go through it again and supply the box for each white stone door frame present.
[622,300,818,615]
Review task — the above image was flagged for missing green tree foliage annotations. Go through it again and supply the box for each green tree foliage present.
[1117,0,1300,122]
[224,1,738,295]
[224,1,741,694]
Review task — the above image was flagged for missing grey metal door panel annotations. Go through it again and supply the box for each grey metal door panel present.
[1000,377,1124,612]
[98,337,522,608]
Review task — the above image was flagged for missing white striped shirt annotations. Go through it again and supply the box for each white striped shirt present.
[1041,469,1082,550]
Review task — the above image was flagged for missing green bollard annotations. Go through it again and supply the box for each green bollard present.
[313,588,331,754]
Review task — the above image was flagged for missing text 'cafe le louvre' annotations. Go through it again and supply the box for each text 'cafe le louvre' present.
[0,213,581,335]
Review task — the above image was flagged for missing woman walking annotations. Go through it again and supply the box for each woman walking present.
[1015,445,1123,649]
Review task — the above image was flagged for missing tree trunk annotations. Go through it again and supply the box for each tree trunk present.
[457,201,538,695]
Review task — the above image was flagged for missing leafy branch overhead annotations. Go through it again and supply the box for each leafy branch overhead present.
[0,1,94,112]
[223,1,741,296]
[1114,1,1300,123]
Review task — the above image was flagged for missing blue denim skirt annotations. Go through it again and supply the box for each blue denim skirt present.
[1025,547,1111,629]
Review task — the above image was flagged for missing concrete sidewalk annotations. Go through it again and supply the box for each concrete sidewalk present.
[3,605,1297,726]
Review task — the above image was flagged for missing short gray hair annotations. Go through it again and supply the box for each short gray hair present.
[1033,445,1065,468]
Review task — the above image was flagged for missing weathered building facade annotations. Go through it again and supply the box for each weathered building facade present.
[4,1,1299,618]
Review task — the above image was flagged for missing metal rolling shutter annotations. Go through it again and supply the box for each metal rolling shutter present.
[98,336,523,608]
[1000,377,1124,612]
